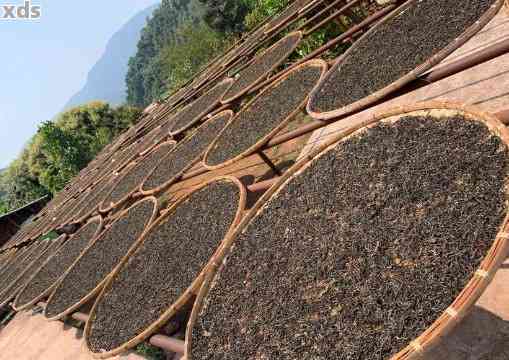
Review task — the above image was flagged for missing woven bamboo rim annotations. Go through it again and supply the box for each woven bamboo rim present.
[219,27,268,70]
[136,126,166,157]
[0,236,67,309]
[140,110,234,196]
[203,60,328,171]
[220,31,303,105]
[0,243,46,302]
[306,0,504,120]
[44,197,160,322]
[168,78,234,137]
[186,101,509,360]
[13,215,104,312]
[0,249,16,270]
[70,174,118,225]
[168,83,226,129]
[97,141,176,214]
[506,0,509,15]
[0,244,37,283]
[55,189,98,228]
[0,247,30,278]
[264,0,319,35]
[84,176,247,359]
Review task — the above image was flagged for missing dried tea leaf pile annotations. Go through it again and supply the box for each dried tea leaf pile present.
[206,64,323,167]
[71,175,116,222]
[191,114,509,359]
[0,248,26,277]
[222,32,302,102]
[101,142,175,209]
[87,180,241,353]
[45,199,156,319]
[168,79,233,134]
[142,112,231,193]
[0,242,47,296]
[14,218,102,309]
[310,0,497,113]
[0,236,67,306]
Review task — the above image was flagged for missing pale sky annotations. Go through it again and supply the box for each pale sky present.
[0,0,160,168]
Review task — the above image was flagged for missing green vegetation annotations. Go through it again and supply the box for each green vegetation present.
[135,342,165,360]
[126,0,293,108]
[244,0,288,31]
[159,22,232,95]
[199,0,252,34]
[0,102,141,214]
[125,0,206,107]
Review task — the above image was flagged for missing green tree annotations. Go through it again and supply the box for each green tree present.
[159,22,230,94]
[199,0,252,34]
[0,156,49,211]
[126,0,206,107]
[0,102,141,212]
[243,0,288,30]
[37,121,90,193]
[0,198,8,215]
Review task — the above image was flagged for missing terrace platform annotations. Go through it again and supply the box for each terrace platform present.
[0,311,145,360]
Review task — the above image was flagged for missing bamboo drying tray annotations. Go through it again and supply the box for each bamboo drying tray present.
[306,0,504,120]
[168,78,234,136]
[203,60,328,171]
[220,31,303,104]
[84,176,246,359]
[186,101,509,360]
[13,215,104,312]
[44,197,159,321]
[140,111,233,196]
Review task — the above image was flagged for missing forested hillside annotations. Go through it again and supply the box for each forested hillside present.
[126,0,289,107]
[126,0,207,106]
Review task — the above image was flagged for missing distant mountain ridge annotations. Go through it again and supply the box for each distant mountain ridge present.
[62,4,158,110]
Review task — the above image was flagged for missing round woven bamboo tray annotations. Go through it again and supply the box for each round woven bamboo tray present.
[13,216,104,312]
[186,101,509,360]
[0,249,16,270]
[0,246,31,280]
[0,236,67,309]
[96,163,139,214]
[221,31,303,105]
[69,174,118,225]
[168,78,234,137]
[306,0,504,120]
[0,241,49,296]
[44,197,159,321]
[98,141,177,214]
[204,60,328,171]
[140,110,234,196]
[133,126,166,157]
[0,245,32,276]
[84,176,247,359]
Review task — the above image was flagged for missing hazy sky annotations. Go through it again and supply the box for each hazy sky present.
[0,0,160,169]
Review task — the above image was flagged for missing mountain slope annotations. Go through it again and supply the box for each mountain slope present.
[63,4,158,110]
